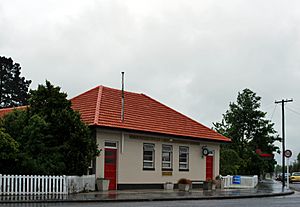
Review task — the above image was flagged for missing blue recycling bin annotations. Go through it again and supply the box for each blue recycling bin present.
[232,175,241,184]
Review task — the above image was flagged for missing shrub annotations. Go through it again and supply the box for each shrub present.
[177,178,191,185]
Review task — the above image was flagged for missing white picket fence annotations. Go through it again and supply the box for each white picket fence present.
[0,174,68,195]
[223,175,258,188]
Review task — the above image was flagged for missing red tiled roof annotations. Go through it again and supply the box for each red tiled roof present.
[0,106,27,117]
[71,86,230,142]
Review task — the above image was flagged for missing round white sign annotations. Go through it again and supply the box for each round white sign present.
[284,149,292,158]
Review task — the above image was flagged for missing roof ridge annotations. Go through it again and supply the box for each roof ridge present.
[102,85,143,96]
[71,85,103,101]
[141,93,227,139]
[93,86,103,125]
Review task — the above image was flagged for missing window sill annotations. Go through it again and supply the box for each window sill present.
[179,169,189,172]
[143,168,155,171]
[162,168,173,171]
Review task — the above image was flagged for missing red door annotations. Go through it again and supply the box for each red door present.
[104,148,117,190]
[206,156,213,180]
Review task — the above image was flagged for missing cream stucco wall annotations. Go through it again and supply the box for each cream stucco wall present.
[95,129,220,184]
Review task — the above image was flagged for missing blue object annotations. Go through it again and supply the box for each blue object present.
[232,175,241,184]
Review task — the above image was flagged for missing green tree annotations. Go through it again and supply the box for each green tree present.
[2,81,98,175]
[214,89,279,176]
[274,164,282,176]
[0,126,19,173]
[220,149,241,175]
[291,153,300,172]
[0,56,31,108]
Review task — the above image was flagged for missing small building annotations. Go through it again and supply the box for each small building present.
[71,85,230,190]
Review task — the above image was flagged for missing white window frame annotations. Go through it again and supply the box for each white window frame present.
[162,144,173,170]
[179,146,189,171]
[143,143,155,170]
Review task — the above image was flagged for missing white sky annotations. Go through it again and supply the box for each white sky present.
[1,0,300,164]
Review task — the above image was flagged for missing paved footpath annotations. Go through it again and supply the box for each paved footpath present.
[0,179,294,203]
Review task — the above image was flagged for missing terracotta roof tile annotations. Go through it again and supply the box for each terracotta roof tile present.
[0,106,27,117]
[71,86,230,142]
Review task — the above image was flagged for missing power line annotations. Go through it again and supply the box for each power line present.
[270,104,277,121]
[286,106,300,117]
[262,102,278,111]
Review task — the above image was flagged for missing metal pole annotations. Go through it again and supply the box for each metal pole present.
[282,100,285,190]
[287,157,289,190]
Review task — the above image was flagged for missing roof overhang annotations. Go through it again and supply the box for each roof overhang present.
[91,124,231,144]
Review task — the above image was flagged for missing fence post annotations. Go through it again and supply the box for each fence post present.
[55,176,58,194]
[60,175,63,194]
[30,175,33,195]
[7,175,10,195]
[26,175,29,195]
[63,175,68,194]
[46,175,49,195]
[40,175,45,195]
[59,175,62,194]
[3,175,7,195]
[49,175,52,194]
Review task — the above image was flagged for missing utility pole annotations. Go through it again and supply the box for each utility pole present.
[275,99,293,191]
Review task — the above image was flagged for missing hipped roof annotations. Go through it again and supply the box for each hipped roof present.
[71,86,230,142]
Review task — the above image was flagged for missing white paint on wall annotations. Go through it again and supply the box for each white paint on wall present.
[95,129,221,185]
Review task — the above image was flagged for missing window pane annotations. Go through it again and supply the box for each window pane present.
[180,147,188,153]
[179,147,188,153]
[105,158,115,164]
[143,162,153,168]
[144,151,153,156]
[144,154,153,160]
[162,152,170,161]
[163,145,172,151]
[144,144,154,151]
[105,150,114,156]
[179,157,187,162]
[162,163,171,168]
[180,164,187,169]
[144,157,152,161]
[105,142,117,148]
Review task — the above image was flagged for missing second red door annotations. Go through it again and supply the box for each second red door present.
[206,155,213,180]
[104,148,117,190]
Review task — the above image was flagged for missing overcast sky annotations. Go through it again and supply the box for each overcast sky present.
[1,0,300,164]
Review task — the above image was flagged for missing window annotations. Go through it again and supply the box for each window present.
[105,141,117,149]
[143,143,155,170]
[162,145,173,170]
[179,146,189,171]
